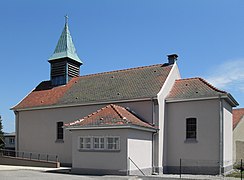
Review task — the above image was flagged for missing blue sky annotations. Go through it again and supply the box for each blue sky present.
[0,0,244,133]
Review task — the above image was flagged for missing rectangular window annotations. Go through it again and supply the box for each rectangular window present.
[186,118,197,139]
[107,137,120,150]
[9,138,15,144]
[78,136,120,151]
[93,137,105,150]
[57,122,64,140]
[80,137,92,149]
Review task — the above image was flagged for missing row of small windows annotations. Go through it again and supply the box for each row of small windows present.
[79,136,120,151]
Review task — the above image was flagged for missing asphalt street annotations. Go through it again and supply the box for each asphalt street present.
[0,165,238,180]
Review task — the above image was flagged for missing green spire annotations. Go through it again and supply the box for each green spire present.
[48,16,82,64]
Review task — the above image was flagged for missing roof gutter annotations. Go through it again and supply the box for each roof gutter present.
[11,97,158,111]
[166,94,239,107]
[65,124,158,133]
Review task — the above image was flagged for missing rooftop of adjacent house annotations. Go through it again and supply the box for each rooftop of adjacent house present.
[166,77,238,106]
[13,63,173,110]
[3,132,16,137]
[233,108,244,129]
[65,104,156,131]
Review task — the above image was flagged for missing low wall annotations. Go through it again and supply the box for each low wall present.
[0,155,60,168]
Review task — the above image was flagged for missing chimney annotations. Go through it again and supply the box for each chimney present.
[167,54,178,64]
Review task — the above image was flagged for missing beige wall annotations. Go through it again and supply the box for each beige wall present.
[165,99,220,167]
[71,129,128,172]
[157,62,181,170]
[233,117,244,162]
[222,100,233,167]
[16,100,152,164]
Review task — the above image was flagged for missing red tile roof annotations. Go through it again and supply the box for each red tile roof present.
[13,64,172,110]
[233,108,244,129]
[65,104,156,130]
[166,77,227,101]
[13,77,79,109]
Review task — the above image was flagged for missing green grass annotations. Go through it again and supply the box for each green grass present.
[226,171,243,178]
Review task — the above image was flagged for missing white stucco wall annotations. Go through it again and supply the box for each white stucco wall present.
[127,129,152,174]
[157,63,181,170]
[71,129,128,172]
[166,99,220,167]
[70,128,153,175]
[15,100,153,164]
[222,100,232,167]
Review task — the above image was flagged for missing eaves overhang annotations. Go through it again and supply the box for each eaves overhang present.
[65,124,158,133]
[166,94,239,107]
[11,97,158,112]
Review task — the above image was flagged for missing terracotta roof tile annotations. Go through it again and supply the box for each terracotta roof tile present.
[13,64,172,109]
[233,108,244,129]
[14,77,78,109]
[166,77,227,101]
[65,104,156,130]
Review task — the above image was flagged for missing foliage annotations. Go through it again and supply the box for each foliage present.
[0,115,4,149]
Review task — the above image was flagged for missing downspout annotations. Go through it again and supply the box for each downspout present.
[14,111,19,151]
[219,95,224,175]
[151,98,156,174]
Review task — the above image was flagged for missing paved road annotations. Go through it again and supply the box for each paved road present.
[0,165,238,180]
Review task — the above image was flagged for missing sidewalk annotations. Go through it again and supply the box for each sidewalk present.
[0,164,69,172]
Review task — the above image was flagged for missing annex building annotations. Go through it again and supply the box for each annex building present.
[12,18,238,175]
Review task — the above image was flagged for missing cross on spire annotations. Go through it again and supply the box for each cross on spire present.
[65,15,69,25]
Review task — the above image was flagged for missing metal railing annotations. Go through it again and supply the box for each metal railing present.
[128,157,145,176]
[0,149,58,163]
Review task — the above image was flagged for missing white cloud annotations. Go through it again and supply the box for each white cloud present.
[206,59,244,93]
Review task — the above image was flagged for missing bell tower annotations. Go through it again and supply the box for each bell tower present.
[48,16,82,86]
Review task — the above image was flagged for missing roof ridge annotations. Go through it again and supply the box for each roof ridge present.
[77,63,167,79]
[66,104,111,126]
[176,77,226,93]
[198,77,226,93]
[110,104,126,120]
[83,105,111,120]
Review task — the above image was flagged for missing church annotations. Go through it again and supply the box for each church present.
[12,18,238,175]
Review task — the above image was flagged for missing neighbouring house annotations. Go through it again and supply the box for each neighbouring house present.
[3,132,15,150]
[11,18,238,175]
[233,108,244,162]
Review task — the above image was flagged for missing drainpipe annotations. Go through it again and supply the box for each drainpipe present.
[151,98,156,174]
[14,111,19,152]
[219,95,224,175]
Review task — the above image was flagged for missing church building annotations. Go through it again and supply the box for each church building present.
[12,18,238,175]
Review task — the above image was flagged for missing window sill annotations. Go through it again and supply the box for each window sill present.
[184,139,198,143]
[55,139,64,143]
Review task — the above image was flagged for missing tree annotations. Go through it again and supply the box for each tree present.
[0,115,4,149]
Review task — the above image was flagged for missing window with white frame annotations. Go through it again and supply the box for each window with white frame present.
[107,137,120,150]
[78,136,120,151]
[80,137,92,149]
[93,137,105,150]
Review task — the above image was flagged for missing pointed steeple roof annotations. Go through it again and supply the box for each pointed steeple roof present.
[48,16,82,64]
